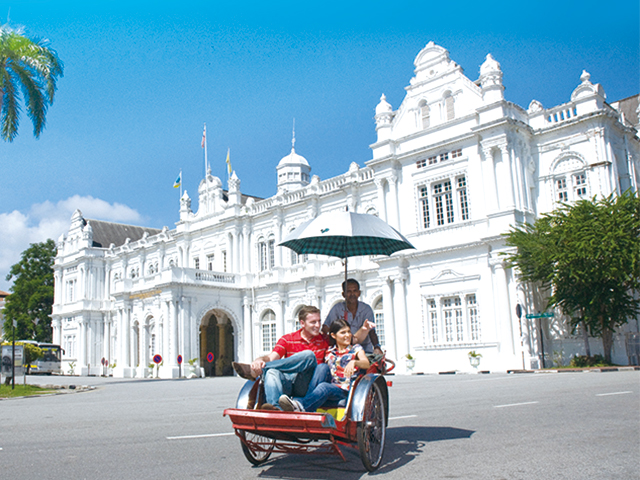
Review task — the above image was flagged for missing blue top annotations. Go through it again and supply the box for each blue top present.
[324,300,375,353]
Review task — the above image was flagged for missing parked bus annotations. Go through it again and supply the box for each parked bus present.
[18,341,64,375]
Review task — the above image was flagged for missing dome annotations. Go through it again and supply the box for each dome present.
[277,147,309,167]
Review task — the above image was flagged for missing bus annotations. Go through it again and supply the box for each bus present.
[18,341,64,375]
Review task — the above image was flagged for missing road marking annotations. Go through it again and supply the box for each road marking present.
[494,401,539,408]
[595,391,632,397]
[166,432,235,440]
[389,415,418,421]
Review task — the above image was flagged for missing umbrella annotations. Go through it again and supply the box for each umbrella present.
[279,211,415,286]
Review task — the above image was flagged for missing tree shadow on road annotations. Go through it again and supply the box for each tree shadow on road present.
[253,425,474,479]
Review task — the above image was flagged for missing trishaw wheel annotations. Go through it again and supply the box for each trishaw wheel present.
[356,382,386,471]
[238,430,275,466]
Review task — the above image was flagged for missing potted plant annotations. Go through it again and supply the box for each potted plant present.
[147,362,155,378]
[468,351,482,368]
[188,358,199,378]
[405,353,415,371]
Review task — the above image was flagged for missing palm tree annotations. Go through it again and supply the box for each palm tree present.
[0,25,63,142]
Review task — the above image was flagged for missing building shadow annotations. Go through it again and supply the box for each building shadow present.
[253,425,475,479]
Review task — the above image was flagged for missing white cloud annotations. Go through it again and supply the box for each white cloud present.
[0,196,144,292]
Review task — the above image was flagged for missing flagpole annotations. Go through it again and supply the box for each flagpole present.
[202,123,208,176]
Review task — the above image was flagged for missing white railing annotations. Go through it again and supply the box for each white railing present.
[546,102,578,124]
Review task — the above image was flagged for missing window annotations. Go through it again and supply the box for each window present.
[445,93,455,120]
[574,173,587,197]
[451,149,462,158]
[420,103,430,129]
[66,279,76,303]
[428,155,438,165]
[222,251,227,272]
[427,299,438,344]
[419,186,430,228]
[439,152,449,162]
[258,240,268,271]
[457,176,469,221]
[433,180,454,226]
[261,310,277,352]
[373,298,385,349]
[194,258,200,270]
[63,334,76,359]
[416,159,426,169]
[268,237,275,269]
[468,294,480,341]
[424,294,481,345]
[556,178,568,202]
[207,254,214,271]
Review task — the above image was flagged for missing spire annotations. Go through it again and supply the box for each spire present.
[291,118,296,151]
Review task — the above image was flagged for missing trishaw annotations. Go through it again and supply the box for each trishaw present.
[223,356,394,471]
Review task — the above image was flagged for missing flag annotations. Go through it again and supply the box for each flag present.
[201,125,206,148]
[173,171,181,188]
[226,148,232,175]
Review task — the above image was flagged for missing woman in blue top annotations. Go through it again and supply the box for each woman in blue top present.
[279,318,370,412]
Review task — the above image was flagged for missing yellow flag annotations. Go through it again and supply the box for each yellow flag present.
[226,149,232,175]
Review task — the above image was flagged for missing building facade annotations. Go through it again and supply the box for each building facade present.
[52,42,640,378]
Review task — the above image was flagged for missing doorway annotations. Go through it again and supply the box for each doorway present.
[199,312,235,376]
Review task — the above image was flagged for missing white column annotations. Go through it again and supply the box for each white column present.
[392,275,409,359]
[172,299,180,366]
[500,145,515,209]
[481,146,499,213]
[382,279,396,361]
[375,178,387,222]
[232,231,239,273]
[243,296,252,361]
[274,217,281,268]
[163,300,170,361]
[78,318,87,368]
[124,307,131,367]
[243,226,251,274]
[491,258,515,356]
[387,172,400,230]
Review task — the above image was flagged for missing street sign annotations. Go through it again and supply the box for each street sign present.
[177,355,183,364]
[206,352,214,363]
[153,354,162,364]
[525,312,555,319]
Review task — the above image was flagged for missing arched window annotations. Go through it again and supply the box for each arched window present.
[373,297,385,349]
[268,235,275,269]
[261,310,277,352]
[420,101,430,129]
[258,237,268,271]
[444,92,455,121]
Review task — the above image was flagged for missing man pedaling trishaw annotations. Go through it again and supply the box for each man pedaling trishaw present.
[225,303,394,471]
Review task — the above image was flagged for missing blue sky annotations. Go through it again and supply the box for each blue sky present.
[0,0,638,290]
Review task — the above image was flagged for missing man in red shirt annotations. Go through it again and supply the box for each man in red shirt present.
[232,305,330,409]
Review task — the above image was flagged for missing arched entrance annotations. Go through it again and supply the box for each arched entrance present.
[200,311,235,377]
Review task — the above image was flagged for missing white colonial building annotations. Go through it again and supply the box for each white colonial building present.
[52,42,640,378]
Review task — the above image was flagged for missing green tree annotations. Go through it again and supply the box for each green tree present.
[3,239,56,342]
[0,25,64,141]
[503,191,640,363]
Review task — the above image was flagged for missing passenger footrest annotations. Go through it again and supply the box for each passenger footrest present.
[224,408,339,434]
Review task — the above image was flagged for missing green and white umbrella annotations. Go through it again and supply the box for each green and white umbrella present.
[279,211,415,286]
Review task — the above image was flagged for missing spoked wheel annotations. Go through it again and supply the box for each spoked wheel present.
[238,430,275,466]
[356,382,386,471]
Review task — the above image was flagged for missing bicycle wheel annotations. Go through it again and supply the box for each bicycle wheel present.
[238,430,275,466]
[356,382,386,471]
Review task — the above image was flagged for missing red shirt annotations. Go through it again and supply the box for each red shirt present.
[273,328,329,364]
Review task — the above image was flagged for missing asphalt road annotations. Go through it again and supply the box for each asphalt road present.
[1,371,638,479]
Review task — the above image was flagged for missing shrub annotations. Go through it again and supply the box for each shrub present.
[569,354,608,367]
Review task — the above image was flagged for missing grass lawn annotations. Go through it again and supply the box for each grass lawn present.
[0,383,57,398]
